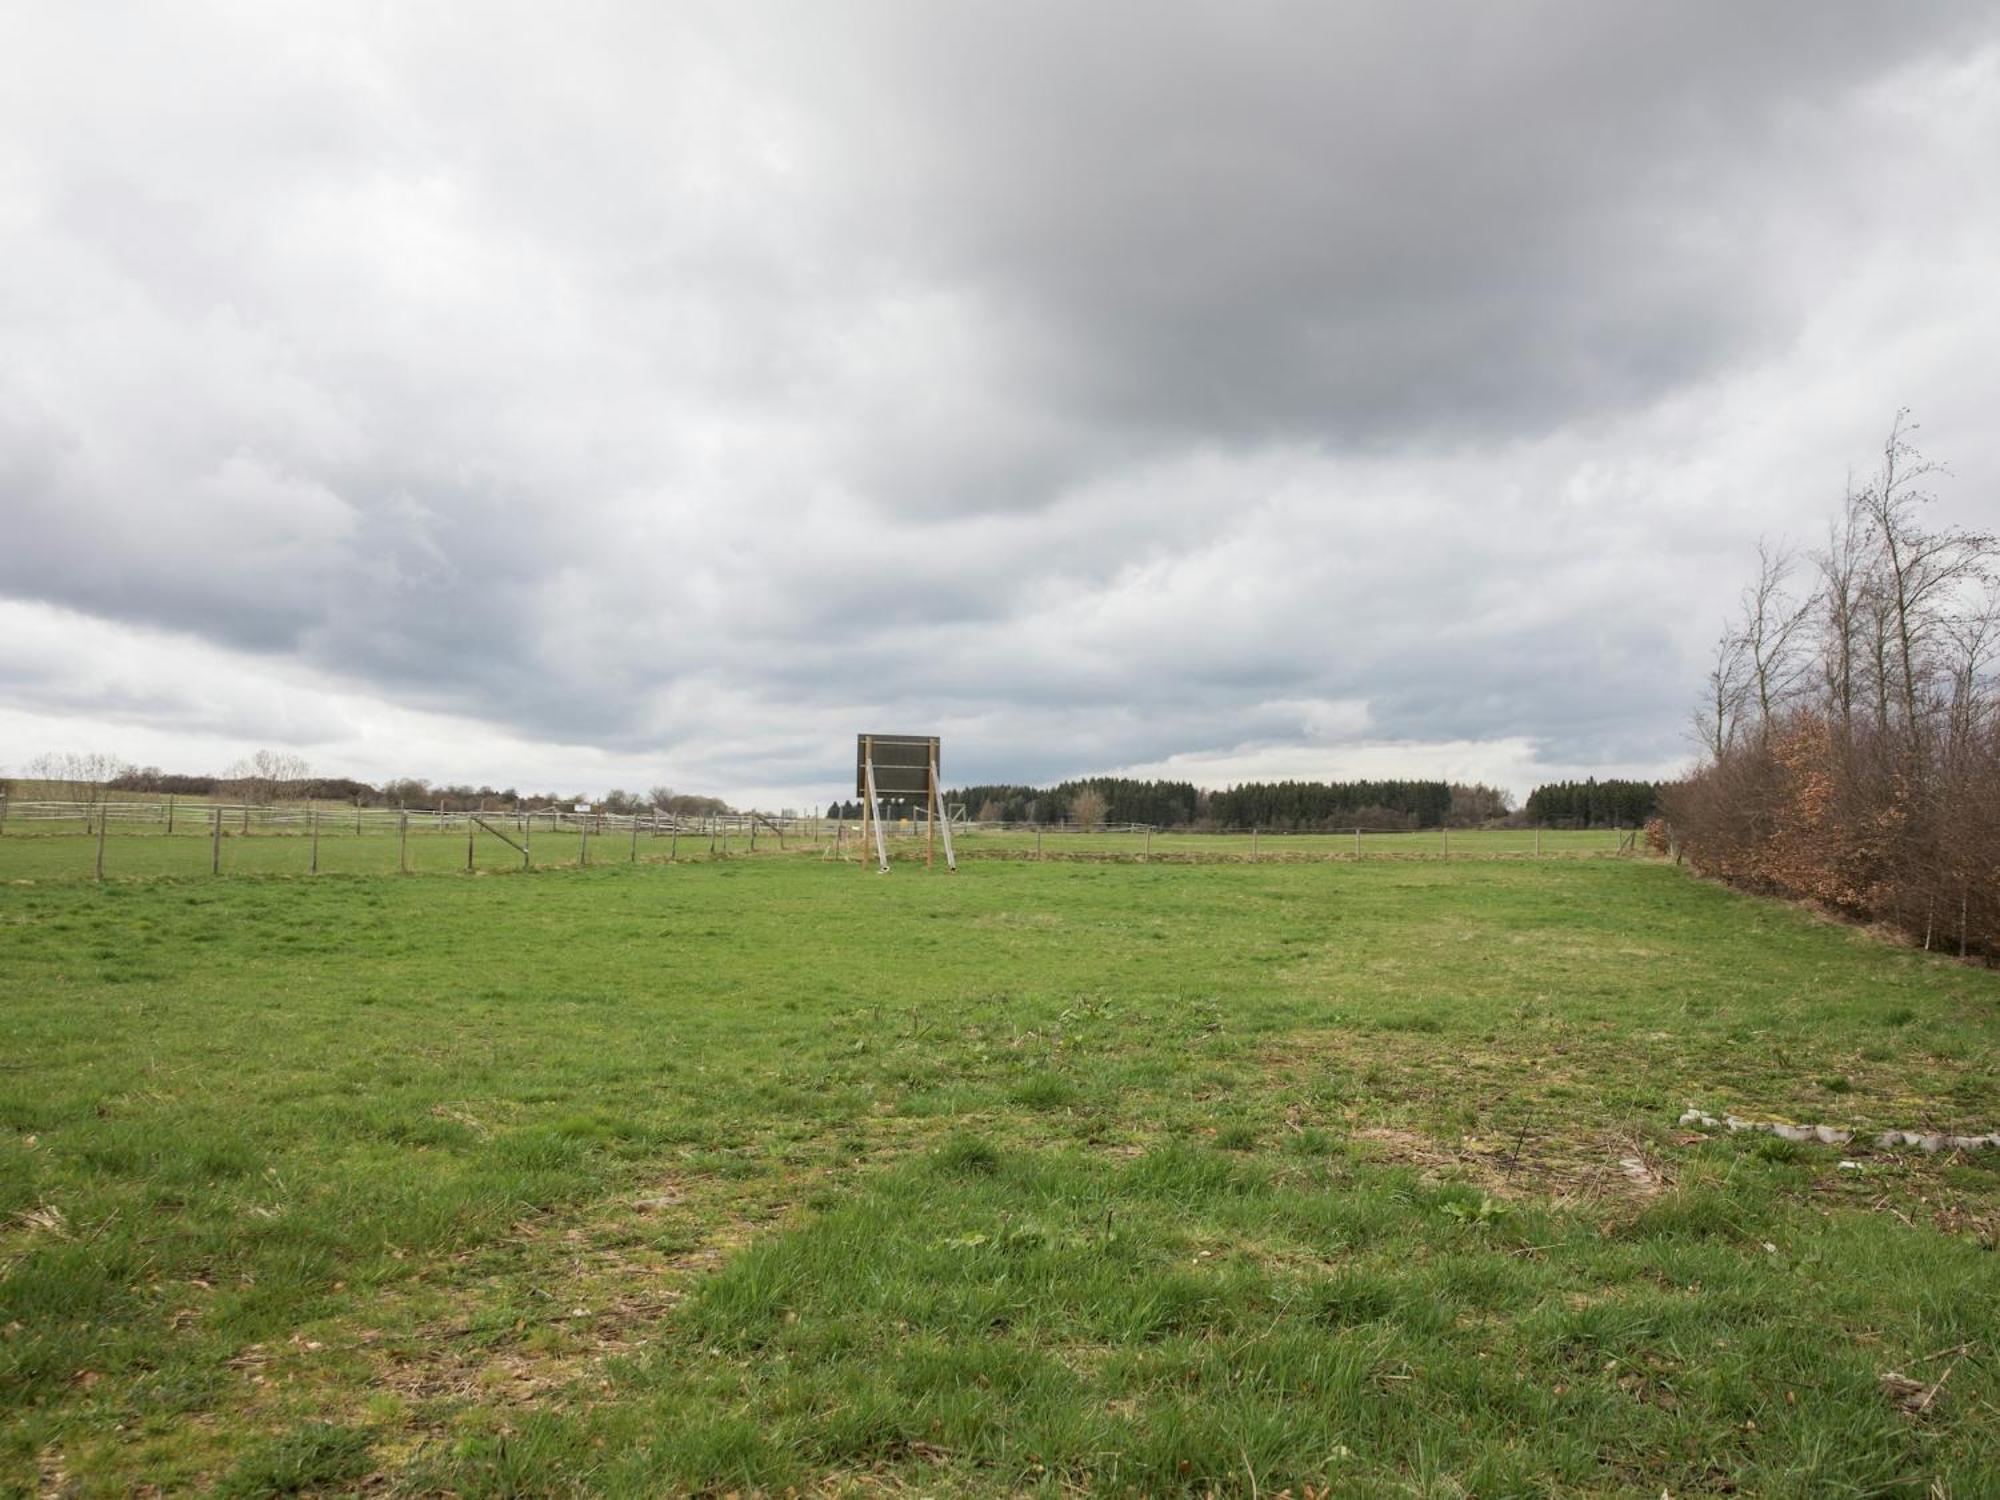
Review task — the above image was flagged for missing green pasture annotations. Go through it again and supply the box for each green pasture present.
[2,855,1997,1496]
[952,826,1625,859]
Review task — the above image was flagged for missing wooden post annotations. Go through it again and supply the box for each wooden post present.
[930,741,955,872]
[240,802,249,833]
[858,752,871,872]
[581,822,590,867]
[861,737,891,874]
[212,805,222,874]
[166,795,174,834]
[630,817,639,863]
[310,809,320,873]
[835,821,843,858]
[466,818,475,872]
[354,798,362,835]
[399,810,408,874]
[926,765,936,870]
[670,822,679,860]
[95,804,107,881]
[750,817,757,852]
[524,814,532,867]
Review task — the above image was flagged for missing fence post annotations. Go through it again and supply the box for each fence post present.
[524,815,532,868]
[354,798,361,835]
[1145,825,1153,860]
[630,817,639,863]
[166,795,174,834]
[399,810,408,874]
[311,809,320,874]
[212,805,222,874]
[1441,825,1448,857]
[95,805,108,881]
[466,819,475,872]
[750,817,757,852]
[670,822,679,860]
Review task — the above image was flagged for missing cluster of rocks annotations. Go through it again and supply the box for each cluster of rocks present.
[1678,1108,2000,1154]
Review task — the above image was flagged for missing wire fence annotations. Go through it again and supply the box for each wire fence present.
[0,795,1646,882]
[0,797,774,836]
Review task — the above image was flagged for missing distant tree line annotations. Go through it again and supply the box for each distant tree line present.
[1663,414,1997,960]
[917,777,1514,830]
[1520,779,1660,828]
[942,778,1201,828]
[7,754,735,816]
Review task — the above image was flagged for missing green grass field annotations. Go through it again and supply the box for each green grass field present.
[3,854,1997,1495]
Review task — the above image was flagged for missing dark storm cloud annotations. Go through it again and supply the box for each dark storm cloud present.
[3,2,1996,797]
[730,2,1993,471]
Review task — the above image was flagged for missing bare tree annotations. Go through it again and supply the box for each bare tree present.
[225,749,313,805]
[1448,783,1512,826]
[1694,626,1751,761]
[1738,540,1817,740]
[1068,786,1108,830]
[1856,412,1996,753]
[28,750,125,806]
[1814,488,1871,739]
[1942,580,2000,757]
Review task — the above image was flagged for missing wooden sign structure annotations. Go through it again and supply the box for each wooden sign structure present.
[855,734,956,875]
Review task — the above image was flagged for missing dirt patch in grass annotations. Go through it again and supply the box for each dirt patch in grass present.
[1349,1123,1669,1207]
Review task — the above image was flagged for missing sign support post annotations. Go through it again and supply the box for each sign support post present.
[861,736,891,874]
[930,742,955,871]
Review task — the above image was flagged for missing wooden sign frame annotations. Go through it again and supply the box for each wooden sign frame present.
[856,734,955,875]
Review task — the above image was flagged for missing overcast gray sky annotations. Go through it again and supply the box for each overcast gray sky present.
[3,3,1996,808]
